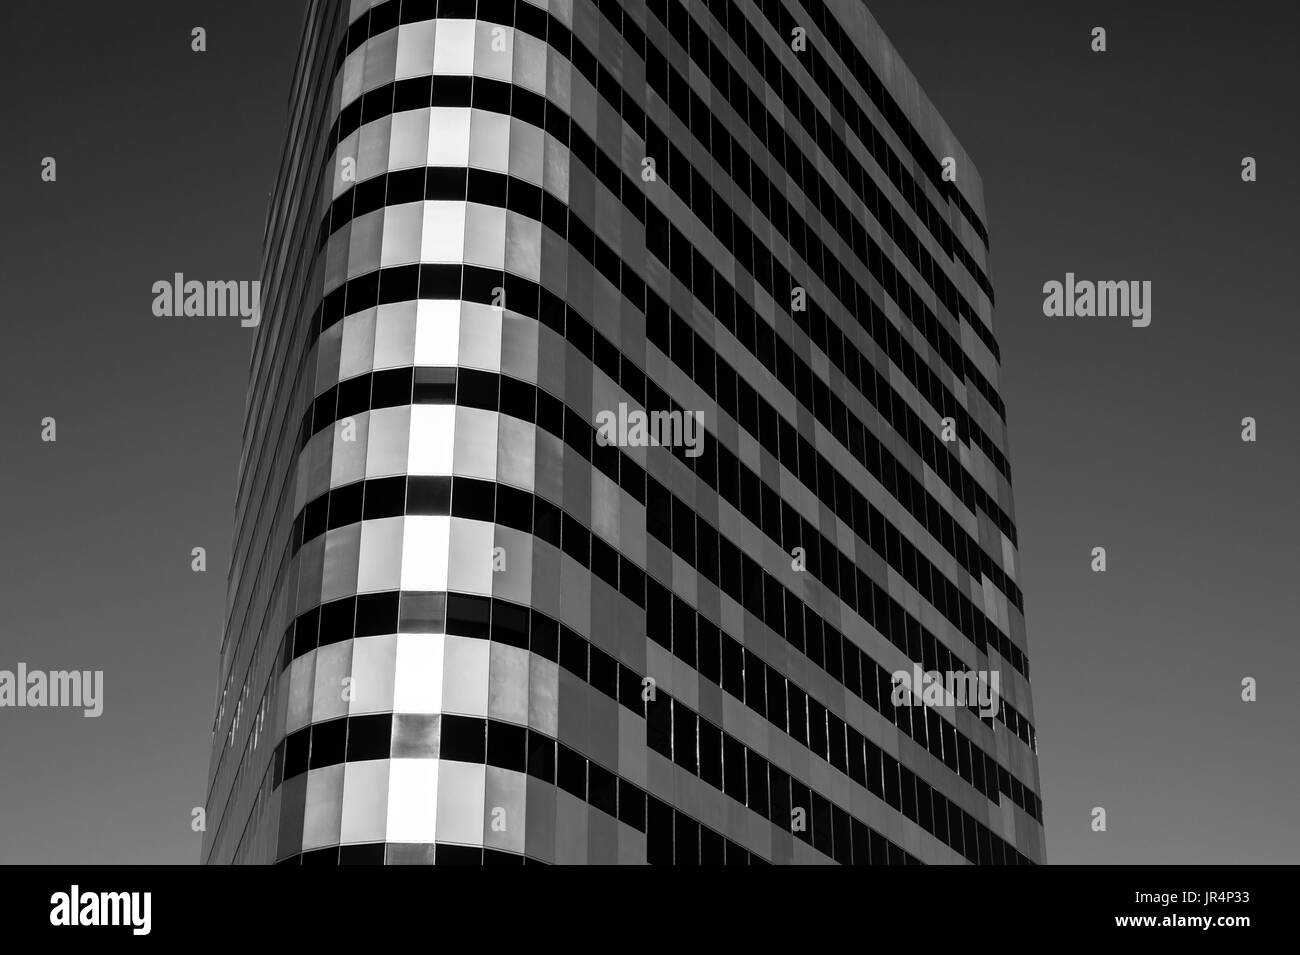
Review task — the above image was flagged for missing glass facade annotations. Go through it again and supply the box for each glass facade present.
[202,0,1044,865]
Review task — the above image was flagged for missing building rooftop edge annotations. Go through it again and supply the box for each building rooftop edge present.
[832,0,987,220]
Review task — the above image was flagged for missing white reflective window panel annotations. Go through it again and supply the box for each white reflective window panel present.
[302,764,345,850]
[487,642,530,726]
[392,632,445,714]
[348,633,398,715]
[324,224,351,292]
[312,640,354,722]
[453,406,498,478]
[554,791,588,864]
[499,313,540,382]
[445,518,496,595]
[473,22,513,81]
[528,655,559,736]
[442,634,490,716]
[494,417,536,491]
[592,274,622,338]
[386,759,440,843]
[333,132,360,199]
[457,301,502,370]
[433,19,476,74]
[340,758,391,844]
[286,654,317,734]
[543,136,571,203]
[508,118,544,188]
[463,202,506,269]
[295,533,326,613]
[356,115,392,182]
[426,107,471,166]
[305,433,332,504]
[364,405,411,478]
[388,109,431,171]
[394,20,436,79]
[356,516,405,593]
[301,764,345,847]
[619,490,647,565]
[399,515,451,590]
[532,431,564,503]
[332,418,369,488]
[505,211,542,280]
[407,405,456,475]
[590,470,620,546]
[413,299,461,365]
[513,32,547,95]
[338,308,377,379]
[569,71,597,132]
[467,109,510,173]
[315,321,343,394]
[558,560,592,634]
[420,201,467,262]
[435,759,486,844]
[320,522,362,603]
[490,526,533,605]
[618,708,648,785]
[546,52,572,112]
[380,200,424,267]
[591,371,619,424]
[540,227,568,293]
[483,767,528,854]
[340,48,365,107]
[361,28,399,92]
[372,300,417,368]
[347,209,384,279]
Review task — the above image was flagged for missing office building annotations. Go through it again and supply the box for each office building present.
[202,0,1045,865]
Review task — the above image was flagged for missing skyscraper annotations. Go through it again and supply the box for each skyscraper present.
[203,0,1044,865]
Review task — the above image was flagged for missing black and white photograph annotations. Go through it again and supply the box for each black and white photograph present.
[1,0,1295,936]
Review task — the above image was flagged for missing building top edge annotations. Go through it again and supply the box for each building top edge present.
[831,0,987,219]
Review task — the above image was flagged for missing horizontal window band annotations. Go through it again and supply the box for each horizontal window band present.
[297,361,1030,687]
[633,0,999,361]
[326,65,1008,428]
[708,0,993,251]
[297,356,1030,685]
[283,453,1040,817]
[294,367,1039,752]
[319,158,1017,544]
[271,600,1031,862]
[334,0,995,311]
[208,280,1029,841]
[299,321,1029,687]
[321,130,1010,487]
[323,67,1014,484]
[313,252,1019,612]
[270,711,914,865]
[281,572,1041,821]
